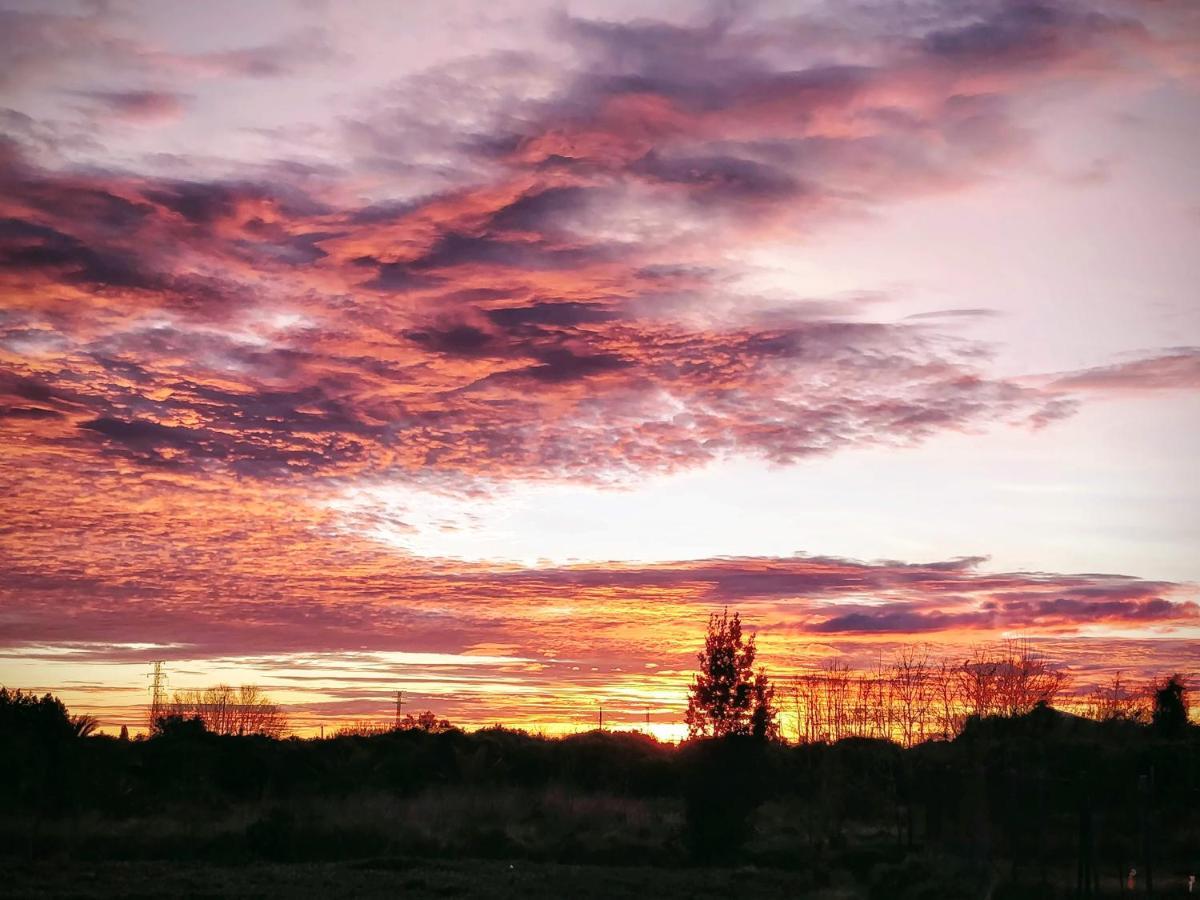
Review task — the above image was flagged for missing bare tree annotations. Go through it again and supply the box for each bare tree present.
[850,669,881,740]
[823,660,852,742]
[1084,671,1147,722]
[790,642,1071,746]
[933,657,964,740]
[793,673,827,744]
[892,646,932,747]
[957,648,1002,719]
[166,684,287,737]
[993,641,1068,716]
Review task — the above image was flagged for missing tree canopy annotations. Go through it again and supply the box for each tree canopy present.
[1152,674,1189,737]
[685,609,778,740]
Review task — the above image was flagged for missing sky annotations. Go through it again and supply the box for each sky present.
[0,0,1198,738]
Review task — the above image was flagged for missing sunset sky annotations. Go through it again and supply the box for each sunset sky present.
[1,0,1198,738]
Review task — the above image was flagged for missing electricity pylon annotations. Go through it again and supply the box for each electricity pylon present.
[148,660,167,729]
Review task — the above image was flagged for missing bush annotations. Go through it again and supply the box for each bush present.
[681,735,769,862]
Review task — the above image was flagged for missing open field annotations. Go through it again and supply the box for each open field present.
[6,690,1198,899]
[5,859,846,900]
[10,857,1200,899]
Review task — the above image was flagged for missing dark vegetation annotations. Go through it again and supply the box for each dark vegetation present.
[685,609,779,742]
[3,682,1197,898]
[2,617,1196,897]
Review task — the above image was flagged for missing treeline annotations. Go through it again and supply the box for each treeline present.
[2,684,1198,897]
[334,710,455,737]
[780,643,1187,747]
[66,636,1192,747]
[148,682,454,739]
[682,613,1192,750]
[160,684,288,738]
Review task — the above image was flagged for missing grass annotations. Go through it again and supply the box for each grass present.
[5,786,685,865]
[3,858,857,900]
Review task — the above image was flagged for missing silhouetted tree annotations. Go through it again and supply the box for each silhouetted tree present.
[1085,670,1147,722]
[934,657,964,740]
[749,670,779,741]
[0,687,74,741]
[398,710,454,733]
[0,688,87,814]
[166,684,287,737]
[153,713,208,738]
[892,645,932,746]
[685,609,776,739]
[993,641,1068,716]
[789,643,1071,745]
[681,611,779,859]
[1151,674,1188,737]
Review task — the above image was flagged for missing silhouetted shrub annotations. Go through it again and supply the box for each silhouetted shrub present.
[868,855,979,900]
[681,735,769,862]
[245,806,388,861]
[5,685,1200,884]
[153,713,208,739]
[1152,674,1189,738]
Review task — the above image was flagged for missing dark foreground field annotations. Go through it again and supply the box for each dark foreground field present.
[6,859,836,900]
[5,690,1198,899]
[9,857,1200,900]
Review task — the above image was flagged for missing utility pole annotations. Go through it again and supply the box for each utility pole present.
[148,660,167,730]
[394,690,404,729]
[598,701,604,731]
